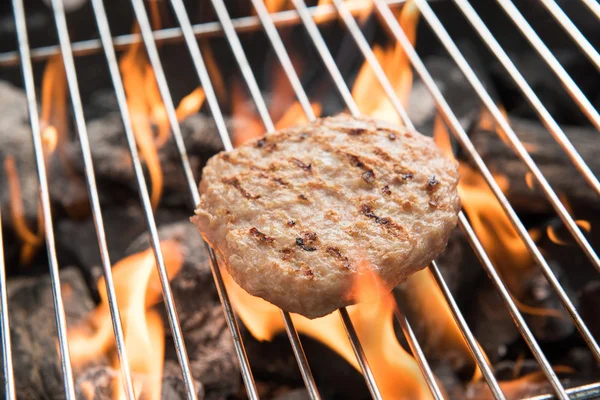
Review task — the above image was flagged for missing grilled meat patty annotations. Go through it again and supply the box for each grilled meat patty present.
[192,114,460,318]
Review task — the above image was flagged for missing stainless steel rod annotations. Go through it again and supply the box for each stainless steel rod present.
[166,0,259,396]
[290,0,444,398]
[0,0,407,67]
[330,1,503,397]
[0,211,15,399]
[394,308,445,400]
[526,382,600,400]
[210,0,275,132]
[339,308,384,400]
[494,0,600,131]
[50,0,139,397]
[331,0,414,130]
[416,0,600,362]
[373,1,570,397]
[205,0,320,397]
[91,0,208,397]
[205,247,259,400]
[429,262,505,400]
[539,0,600,72]
[457,214,568,400]
[579,0,600,20]
[13,0,76,397]
[250,0,316,120]
[452,0,600,201]
[282,311,322,400]
[126,0,204,397]
[290,0,361,116]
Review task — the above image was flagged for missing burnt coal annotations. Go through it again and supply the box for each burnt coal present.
[465,112,600,214]
[0,268,100,400]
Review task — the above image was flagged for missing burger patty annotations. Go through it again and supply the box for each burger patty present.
[192,114,460,318]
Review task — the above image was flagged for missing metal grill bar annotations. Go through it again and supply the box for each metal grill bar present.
[11,0,76,397]
[0,0,407,67]
[339,308,384,400]
[539,0,600,72]
[0,211,15,399]
[91,0,202,397]
[373,1,571,398]
[328,1,504,398]
[4,1,600,399]
[419,0,600,278]
[580,0,600,20]
[495,0,600,131]
[415,0,600,362]
[165,0,259,396]
[289,0,446,398]
[451,0,600,208]
[205,0,320,397]
[51,0,139,397]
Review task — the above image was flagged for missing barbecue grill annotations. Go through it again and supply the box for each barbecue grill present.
[2,0,600,399]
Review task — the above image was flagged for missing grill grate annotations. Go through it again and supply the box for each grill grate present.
[3,1,600,399]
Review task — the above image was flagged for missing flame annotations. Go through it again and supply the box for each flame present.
[224,259,434,399]
[351,1,419,126]
[402,269,484,379]
[40,54,68,159]
[68,241,184,399]
[230,52,321,146]
[3,156,44,264]
[120,28,206,209]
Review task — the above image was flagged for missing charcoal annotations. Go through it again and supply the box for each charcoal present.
[0,81,39,227]
[273,388,310,400]
[66,112,227,208]
[0,268,100,400]
[56,204,190,301]
[73,363,205,400]
[464,113,600,214]
[578,280,600,339]
[0,81,89,269]
[407,49,496,135]
[521,259,575,342]
[469,278,520,363]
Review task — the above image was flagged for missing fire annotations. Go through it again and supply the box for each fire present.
[351,1,419,126]
[3,156,44,265]
[40,54,68,159]
[223,260,434,399]
[68,241,184,399]
[230,53,321,146]
[4,53,70,264]
[120,28,206,208]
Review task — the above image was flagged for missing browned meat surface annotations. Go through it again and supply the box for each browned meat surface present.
[192,114,460,318]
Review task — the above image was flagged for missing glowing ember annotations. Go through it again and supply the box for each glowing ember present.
[3,156,43,265]
[68,241,184,399]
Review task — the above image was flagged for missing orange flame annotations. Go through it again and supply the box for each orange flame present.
[352,1,418,126]
[3,156,44,265]
[120,29,206,209]
[40,54,68,159]
[230,53,321,146]
[68,241,184,399]
[224,259,434,399]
